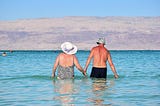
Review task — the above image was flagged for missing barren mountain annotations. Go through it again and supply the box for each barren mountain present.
[0,16,160,50]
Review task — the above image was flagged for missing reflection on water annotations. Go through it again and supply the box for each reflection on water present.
[52,78,115,105]
[53,79,75,94]
[87,78,113,105]
[52,79,76,105]
[92,78,108,91]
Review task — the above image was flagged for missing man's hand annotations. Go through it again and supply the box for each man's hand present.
[114,74,119,79]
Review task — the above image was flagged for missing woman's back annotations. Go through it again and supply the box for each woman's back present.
[58,53,74,67]
[57,53,75,79]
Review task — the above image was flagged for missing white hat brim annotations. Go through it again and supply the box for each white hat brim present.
[61,42,77,54]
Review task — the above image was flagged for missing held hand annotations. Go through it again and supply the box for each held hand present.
[84,69,87,73]
[84,69,88,76]
[82,70,87,76]
[83,72,87,76]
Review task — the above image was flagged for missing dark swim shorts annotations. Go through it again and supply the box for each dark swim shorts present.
[90,67,107,78]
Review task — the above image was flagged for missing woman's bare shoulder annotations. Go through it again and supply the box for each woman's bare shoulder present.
[58,53,64,57]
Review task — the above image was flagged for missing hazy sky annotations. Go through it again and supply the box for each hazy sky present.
[0,0,160,20]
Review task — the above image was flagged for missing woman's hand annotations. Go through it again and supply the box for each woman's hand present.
[52,73,55,78]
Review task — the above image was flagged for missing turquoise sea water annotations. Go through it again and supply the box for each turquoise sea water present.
[0,50,160,106]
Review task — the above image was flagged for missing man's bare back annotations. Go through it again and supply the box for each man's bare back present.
[92,45,109,68]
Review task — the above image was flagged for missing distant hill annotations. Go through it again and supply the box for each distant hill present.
[0,16,160,50]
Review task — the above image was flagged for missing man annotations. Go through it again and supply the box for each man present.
[84,38,119,79]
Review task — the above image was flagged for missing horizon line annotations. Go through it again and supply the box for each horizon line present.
[0,16,160,21]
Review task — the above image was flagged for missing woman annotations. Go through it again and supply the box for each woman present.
[52,42,86,79]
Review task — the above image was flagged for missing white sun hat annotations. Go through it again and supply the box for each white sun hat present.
[61,42,77,54]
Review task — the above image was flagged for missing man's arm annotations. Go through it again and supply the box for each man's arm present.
[52,54,60,77]
[108,52,119,78]
[84,48,94,72]
[73,55,86,76]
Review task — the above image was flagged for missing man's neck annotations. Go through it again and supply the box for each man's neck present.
[98,44,104,47]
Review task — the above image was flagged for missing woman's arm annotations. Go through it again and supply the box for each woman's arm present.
[52,54,60,77]
[73,55,86,76]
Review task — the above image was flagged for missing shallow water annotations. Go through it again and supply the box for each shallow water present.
[0,50,160,106]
